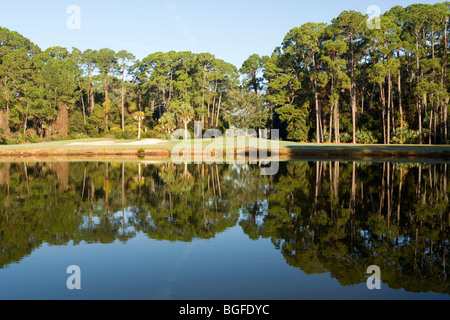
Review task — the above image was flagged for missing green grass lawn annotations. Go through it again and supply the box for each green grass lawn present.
[1,137,450,160]
[0,138,172,150]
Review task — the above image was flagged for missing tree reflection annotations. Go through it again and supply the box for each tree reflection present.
[0,160,448,295]
[239,161,450,294]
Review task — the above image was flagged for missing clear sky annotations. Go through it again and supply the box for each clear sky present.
[0,0,439,68]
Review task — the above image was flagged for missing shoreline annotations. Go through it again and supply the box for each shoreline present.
[1,141,450,162]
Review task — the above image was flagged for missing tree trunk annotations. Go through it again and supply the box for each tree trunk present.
[429,106,433,145]
[443,21,448,142]
[216,92,222,128]
[329,99,333,143]
[416,33,423,145]
[387,71,391,145]
[434,100,438,144]
[380,82,387,144]
[105,76,109,131]
[89,67,95,114]
[138,119,141,140]
[334,99,340,144]
[398,50,403,129]
[314,79,320,143]
[418,100,423,145]
[212,81,218,128]
[351,40,357,144]
[122,67,126,132]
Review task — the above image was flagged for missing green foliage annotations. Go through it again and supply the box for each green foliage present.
[276,103,310,142]
[158,112,176,134]
[240,54,265,93]
[0,128,6,144]
[340,132,353,143]
[69,132,89,140]
[68,110,86,136]
[391,128,420,144]
[124,125,138,140]
[0,1,449,145]
[109,126,125,139]
[356,129,378,144]
[0,161,448,295]
[222,88,269,130]
[25,129,39,143]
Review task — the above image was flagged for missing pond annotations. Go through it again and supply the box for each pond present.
[0,160,449,300]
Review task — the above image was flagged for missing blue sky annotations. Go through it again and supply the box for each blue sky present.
[0,0,439,68]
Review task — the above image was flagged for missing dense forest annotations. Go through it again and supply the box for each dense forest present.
[0,2,449,145]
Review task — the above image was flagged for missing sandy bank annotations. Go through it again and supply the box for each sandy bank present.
[67,139,167,146]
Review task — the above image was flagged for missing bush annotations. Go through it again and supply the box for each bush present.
[123,130,137,140]
[321,131,331,143]
[25,129,39,144]
[68,111,86,136]
[0,128,6,145]
[69,132,90,140]
[8,132,25,145]
[109,127,124,140]
[356,129,378,144]
[142,126,167,139]
[392,128,420,145]
[340,132,353,143]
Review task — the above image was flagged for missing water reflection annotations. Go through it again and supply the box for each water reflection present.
[0,161,449,296]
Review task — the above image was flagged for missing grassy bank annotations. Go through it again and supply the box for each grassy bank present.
[1,138,450,161]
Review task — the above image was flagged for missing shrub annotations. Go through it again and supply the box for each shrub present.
[109,127,124,140]
[122,125,138,140]
[8,132,25,145]
[68,111,86,136]
[142,126,167,139]
[356,129,378,144]
[391,128,420,144]
[340,132,353,143]
[69,132,90,140]
[25,129,39,144]
[0,128,6,145]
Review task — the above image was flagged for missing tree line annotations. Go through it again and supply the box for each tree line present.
[0,2,449,145]
[262,2,450,144]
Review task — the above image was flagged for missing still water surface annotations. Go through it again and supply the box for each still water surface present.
[0,160,449,300]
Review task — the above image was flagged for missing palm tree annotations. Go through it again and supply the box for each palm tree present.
[176,104,195,140]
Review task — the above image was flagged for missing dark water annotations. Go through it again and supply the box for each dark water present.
[0,160,449,300]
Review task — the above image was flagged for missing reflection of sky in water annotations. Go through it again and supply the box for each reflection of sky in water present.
[1,227,447,300]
